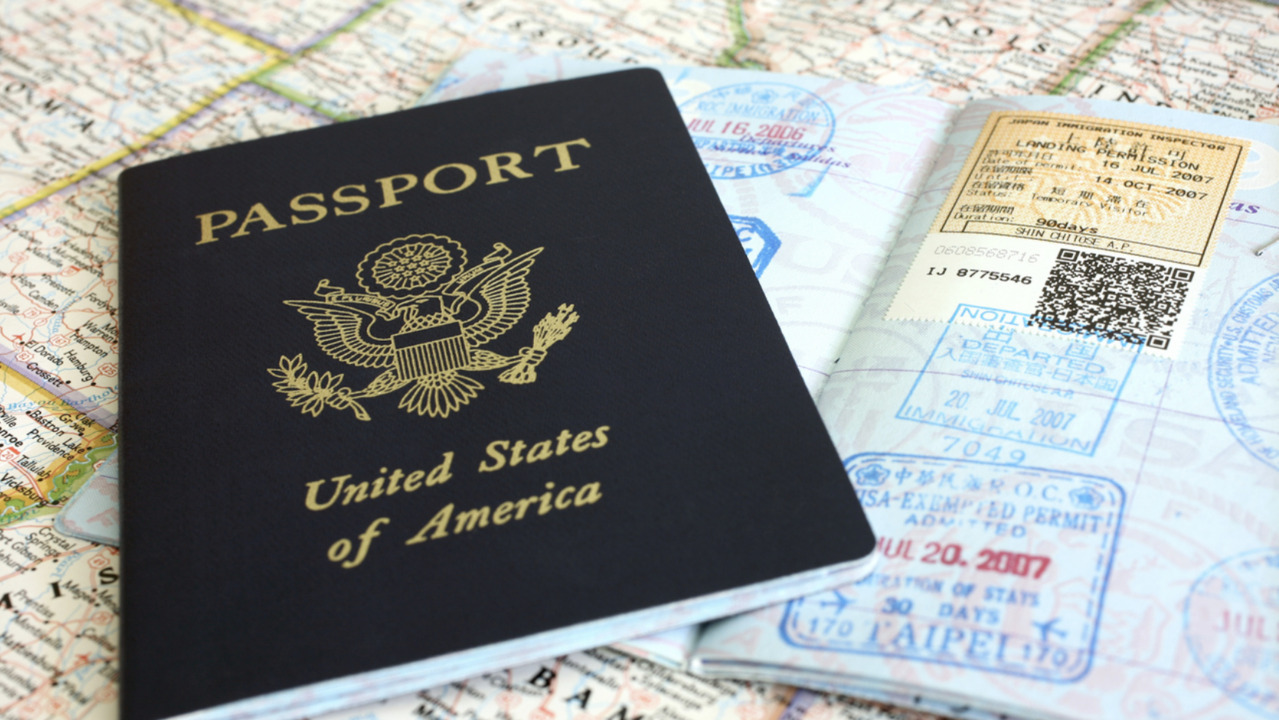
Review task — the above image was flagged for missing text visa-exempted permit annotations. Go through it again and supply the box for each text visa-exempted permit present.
[887,111,1249,358]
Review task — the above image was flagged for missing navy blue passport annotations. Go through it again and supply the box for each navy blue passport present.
[117,69,876,720]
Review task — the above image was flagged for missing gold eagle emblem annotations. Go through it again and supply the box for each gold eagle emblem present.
[269,233,578,420]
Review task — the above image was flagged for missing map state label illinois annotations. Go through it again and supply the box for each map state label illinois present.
[741,0,1142,103]
[1056,0,1279,121]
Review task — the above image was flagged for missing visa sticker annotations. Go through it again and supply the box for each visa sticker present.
[887,111,1250,359]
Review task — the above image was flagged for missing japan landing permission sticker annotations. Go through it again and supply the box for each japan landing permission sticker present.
[888,111,1249,358]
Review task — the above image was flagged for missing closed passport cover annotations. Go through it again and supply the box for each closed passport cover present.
[118,70,875,720]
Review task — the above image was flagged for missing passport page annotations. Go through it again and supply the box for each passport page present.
[691,97,1279,720]
[422,51,957,397]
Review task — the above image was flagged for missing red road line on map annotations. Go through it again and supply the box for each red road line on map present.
[2,458,48,505]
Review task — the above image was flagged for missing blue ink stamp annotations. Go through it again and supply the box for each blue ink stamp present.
[728,215,780,277]
[897,305,1141,456]
[1184,547,1279,718]
[678,83,835,180]
[1209,273,1279,472]
[780,453,1124,683]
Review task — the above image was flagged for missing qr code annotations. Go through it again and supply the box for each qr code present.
[1030,248,1195,350]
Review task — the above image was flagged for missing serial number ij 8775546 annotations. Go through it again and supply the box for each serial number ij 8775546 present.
[878,537,1052,579]
[926,267,1033,284]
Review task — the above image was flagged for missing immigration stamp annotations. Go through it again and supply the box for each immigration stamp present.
[1209,273,1279,473]
[929,112,1247,267]
[678,83,836,180]
[779,453,1124,683]
[1183,547,1279,718]
[729,214,781,277]
[887,111,1249,359]
[896,304,1140,456]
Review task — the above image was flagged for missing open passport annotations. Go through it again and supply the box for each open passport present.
[115,70,880,720]
[419,54,1279,720]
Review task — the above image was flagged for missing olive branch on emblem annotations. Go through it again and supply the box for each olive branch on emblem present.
[268,354,371,421]
[269,234,579,421]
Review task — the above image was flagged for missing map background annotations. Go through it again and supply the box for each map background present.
[0,0,1277,718]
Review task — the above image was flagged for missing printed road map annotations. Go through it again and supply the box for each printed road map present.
[0,0,1277,718]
